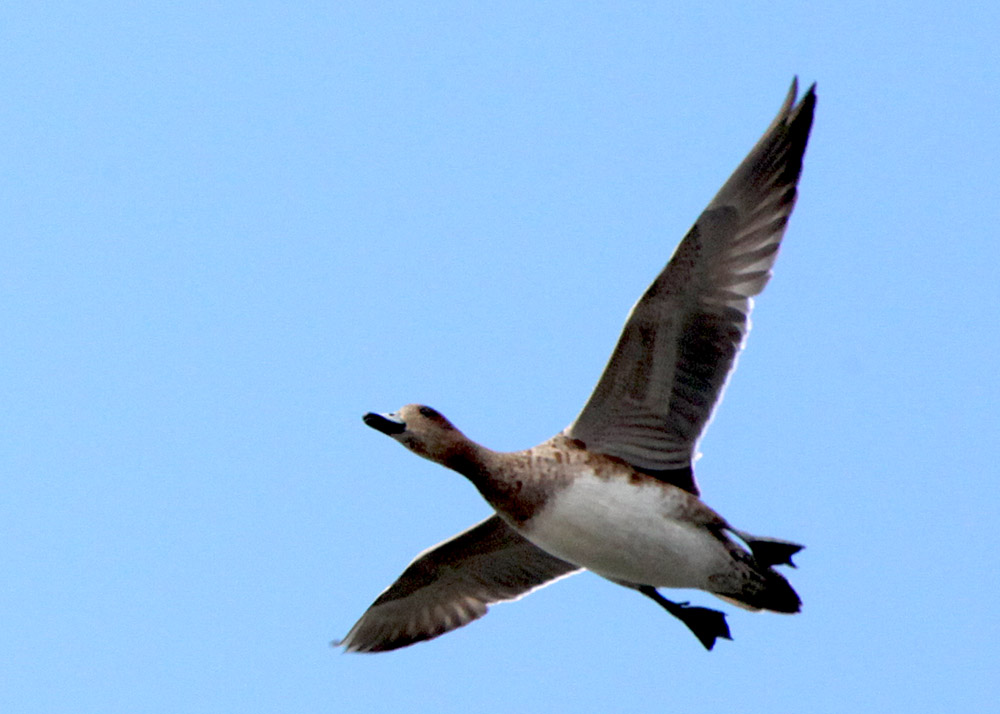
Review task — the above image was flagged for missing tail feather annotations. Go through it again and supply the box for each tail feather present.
[715,530,804,614]
[717,567,801,614]
[758,568,802,613]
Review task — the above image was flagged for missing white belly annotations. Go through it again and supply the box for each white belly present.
[523,474,730,589]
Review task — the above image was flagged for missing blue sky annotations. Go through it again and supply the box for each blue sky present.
[3,2,998,712]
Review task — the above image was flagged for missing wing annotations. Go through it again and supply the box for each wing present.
[565,79,816,487]
[337,515,581,652]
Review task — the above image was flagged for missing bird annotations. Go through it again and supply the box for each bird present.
[338,79,816,653]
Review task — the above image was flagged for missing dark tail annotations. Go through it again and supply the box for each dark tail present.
[757,568,802,613]
[719,566,801,614]
[721,530,804,614]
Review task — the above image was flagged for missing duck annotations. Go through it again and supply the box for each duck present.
[339,79,816,653]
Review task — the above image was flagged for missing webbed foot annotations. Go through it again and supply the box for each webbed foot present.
[637,585,732,651]
[734,531,804,568]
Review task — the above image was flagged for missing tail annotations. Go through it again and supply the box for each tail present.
[716,567,801,614]
[715,530,804,614]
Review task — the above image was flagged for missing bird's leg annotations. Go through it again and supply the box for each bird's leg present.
[636,585,732,651]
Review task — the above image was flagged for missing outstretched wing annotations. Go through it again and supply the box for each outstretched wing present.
[337,515,581,652]
[565,80,816,489]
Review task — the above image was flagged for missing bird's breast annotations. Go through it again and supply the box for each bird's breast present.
[519,472,729,589]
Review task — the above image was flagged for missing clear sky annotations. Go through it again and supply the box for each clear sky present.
[3,2,998,713]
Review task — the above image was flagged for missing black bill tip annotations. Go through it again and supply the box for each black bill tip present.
[363,412,406,436]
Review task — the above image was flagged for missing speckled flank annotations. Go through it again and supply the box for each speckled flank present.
[449,434,705,526]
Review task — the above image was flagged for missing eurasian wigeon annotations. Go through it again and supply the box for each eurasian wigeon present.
[340,79,816,653]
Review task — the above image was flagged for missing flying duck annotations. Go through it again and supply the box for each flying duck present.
[339,79,816,653]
